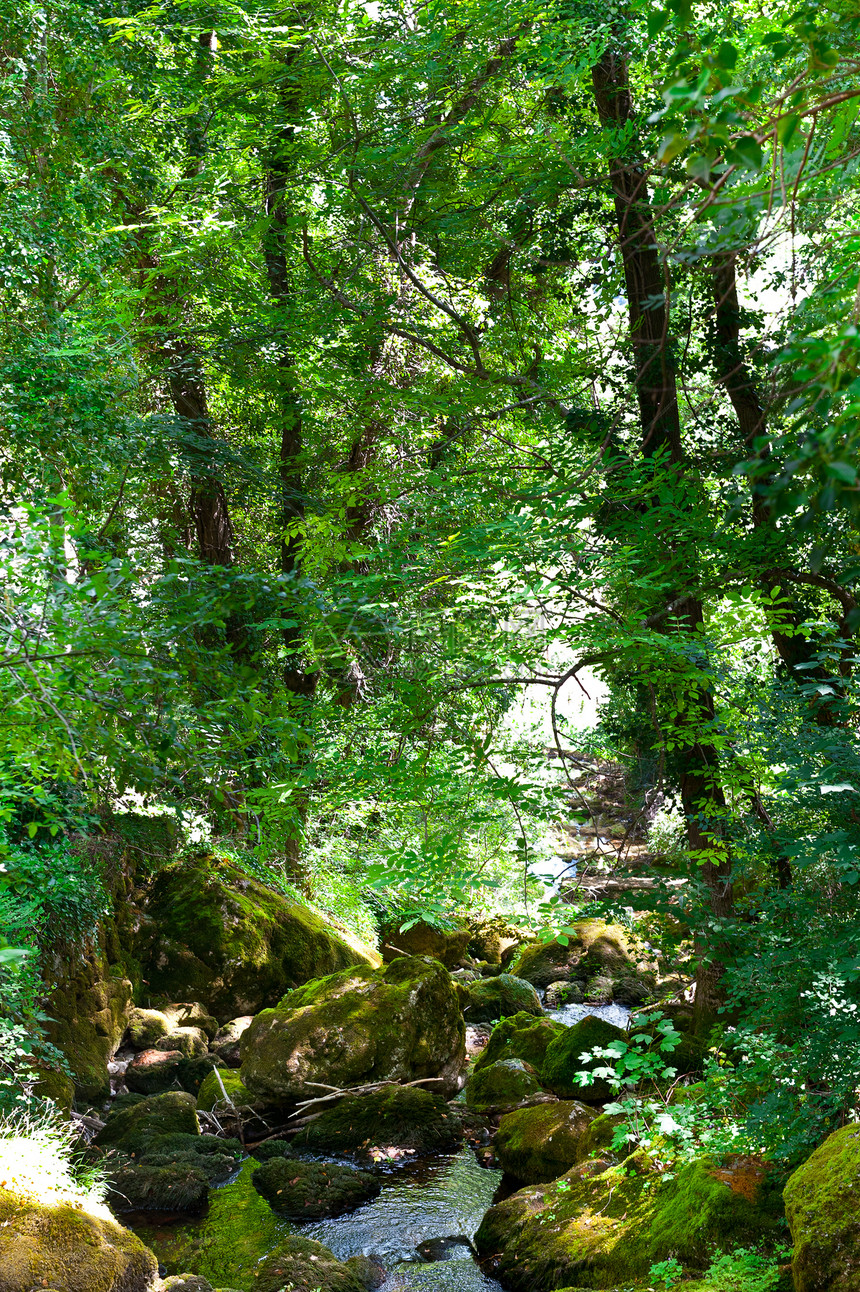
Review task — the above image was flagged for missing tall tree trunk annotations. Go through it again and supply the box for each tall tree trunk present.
[591,47,733,1028]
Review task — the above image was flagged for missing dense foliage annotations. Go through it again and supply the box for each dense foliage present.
[2,0,859,1165]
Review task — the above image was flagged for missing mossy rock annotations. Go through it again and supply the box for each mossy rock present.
[254,1236,366,1292]
[241,956,465,1101]
[0,1188,157,1292]
[162,1003,219,1039]
[510,921,632,988]
[133,855,376,1017]
[156,1026,209,1059]
[473,1013,566,1075]
[494,1101,598,1183]
[465,1059,551,1114]
[106,1158,210,1213]
[475,1151,781,1288]
[42,952,133,1101]
[125,1047,185,1095]
[344,1254,385,1289]
[174,1054,226,1096]
[127,1007,170,1049]
[211,1016,253,1067]
[196,1067,254,1114]
[785,1121,860,1290]
[128,1157,284,1284]
[296,1085,463,1156]
[94,1090,199,1153]
[540,1015,628,1101]
[161,1279,217,1292]
[466,974,543,1023]
[251,1138,295,1161]
[32,1064,76,1112]
[251,1157,380,1218]
[380,917,470,967]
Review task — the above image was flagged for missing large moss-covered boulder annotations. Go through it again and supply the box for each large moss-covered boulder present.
[42,952,133,1101]
[510,921,632,988]
[540,1015,627,1101]
[241,956,465,1100]
[475,1152,780,1288]
[381,918,470,968]
[125,1047,185,1095]
[104,1133,244,1213]
[465,1059,552,1114]
[297,1084,463,1156]
[784,1121,860,1290]
[466,974,543,1023]
[94,1091,200,1153]
[473,1013,565,1074]
[133,856,376,1017]
[0,1188,157,1292]
[252,1158,380,1217]
[494,1102,597,1183]
[254,1236,365,1292]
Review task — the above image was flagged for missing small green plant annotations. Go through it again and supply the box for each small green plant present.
[701,1245,786,1290]
[648,1255,684,1288]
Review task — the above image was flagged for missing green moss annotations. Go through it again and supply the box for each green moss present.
[0,1188,158,1292]
[494,1101,598,1183]
[473,1013,565,1074]
[254,1236,366,1292]
[465,1059,547,1113]
[107,1158,210,1213]
[133,856,373,1017]
[94,1090,199,1153]
[466,974,543,1023]
[296,1085,462,1156]
[127,1007,170,1048]
[380,918,470,967]
[197,1068,253,1113]
[785,1121,860,1291]
[129,1157,287,1286]
[42,952,133,1101]
[251,1158,380,1217]
[475,1153,781,1290]
[510,921,632,988]
[540,1016,628,1101]
[241,956,465,1101]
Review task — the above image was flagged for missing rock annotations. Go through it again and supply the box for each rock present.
[211,1016,253,1067]
[253,1236,366,1292]
[380,918,470,968]
[509,920,632,988]
[161,1003,219,1040]
[241,956,465,1101]
[581,972,614,1004]
[133,855,377,1017]
[494,1101,598,1182]
[540,1015,628,1101]
[31,1064,76,1111]
[344,1254,385,1289]
[42,952,133,1101]
[465,974,543,1023]
[155,1026,209,1058]
[94,1091,200,1153]
[544,981,583,1009]
[127,1008,170,1049]
[107,1159,210,1213]
[467,922,503,964]
[785,1121,860,1290]
[161,1279,216,1292]
[472,1013,565,1075]
[173,1054,225,1096]
[612,973,655,1007]
[251,1139,295,1161]
[296,1085,463,1156]
[126,1047,185,1095]
[196,1068,252,1114]
[475,1151,780,1288]
[464,1059,553,1114]
[251,1158,380,1217]
[0,1187,158,1292]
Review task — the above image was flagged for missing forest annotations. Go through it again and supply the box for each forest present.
[1,0,860,1289]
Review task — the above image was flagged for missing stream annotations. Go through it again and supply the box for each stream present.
[131,1000,631,1289]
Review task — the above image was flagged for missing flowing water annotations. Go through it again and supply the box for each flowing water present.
[546,999,631,1029]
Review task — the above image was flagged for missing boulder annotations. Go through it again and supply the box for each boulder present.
[784,1121,860,1290]
[475,1152,780,1288]
[127,1008,170,1049]
[0,1188,157,1292]
[42,952,133,1101]
[544,981,583,1009]
[133,855,376,1017]
[295,1085,463,1156]
[540,1015,628,1101]
[240,956,465,1101]
[472,1013,565,1075]
[196,1068,253,1114]
[251,1158,380,1217]
[465,974,543,1023]
[464,1059,553,1114]
[494,1101,598,1183]
[468,919,522,967]
[155,1026,209,1058]
[125,1047,185,1095]
[380,918,470,968]
[103,1134,244,1213]
[509,920,632,988]
[94,1091,200,1153]
[211,1016,253,1067]
[253,1237,365,1292]
[162,1003,219,1039]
